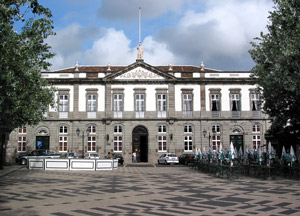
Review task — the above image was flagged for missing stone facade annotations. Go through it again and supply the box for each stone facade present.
[7,60,271,163]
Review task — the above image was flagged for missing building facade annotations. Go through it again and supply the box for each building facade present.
[7,59,271,163]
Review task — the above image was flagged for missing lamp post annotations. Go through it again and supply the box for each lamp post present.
[202,129,211,149]
[76,128,90,158]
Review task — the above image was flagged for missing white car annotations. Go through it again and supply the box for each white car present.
[84,153,100,159]
[158,153,179,164]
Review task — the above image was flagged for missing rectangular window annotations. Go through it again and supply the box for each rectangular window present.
[251,94,260,111]
[18,136,26,152]
[212,135,221,150]
[59,95,69,112]
[114,136,122,152]
[135,94,145,118]
[252,135,261,149]
[184,136,193,151]
[87,94,97,112]
[157,94,167,118]
[87,136,96,152]
[211,94,220,111]
[113,94,123,118]
[158,136,167,152]
[231,94,240,111]
[59,136,68,152]
[183,94,192,117]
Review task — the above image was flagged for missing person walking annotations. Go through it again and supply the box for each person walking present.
[132,151,137,163]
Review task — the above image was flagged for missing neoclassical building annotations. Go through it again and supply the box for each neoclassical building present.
[7,54,270,163]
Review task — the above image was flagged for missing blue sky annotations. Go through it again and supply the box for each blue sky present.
[39,0,274,71]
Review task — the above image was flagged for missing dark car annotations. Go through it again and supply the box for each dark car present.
[112,153,124,165]
[179,154,195,165]
[15,149,60,165]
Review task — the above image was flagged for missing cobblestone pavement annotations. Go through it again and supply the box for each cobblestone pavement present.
[0,164,300,216]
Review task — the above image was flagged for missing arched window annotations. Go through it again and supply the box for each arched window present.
[184,125,192,133]
[114,125,122,133]
[252,124,261,133]
[158,125,166,133]
[59,126,68,134]
[87,125,96,134]
[212,125,220,133]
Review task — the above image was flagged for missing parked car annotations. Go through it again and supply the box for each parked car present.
[157,153,179,165]
[112,153,124,165]
[84,153,100,159]
[60,152,78,159]
[15,149,60,165]
[179,154,195,165]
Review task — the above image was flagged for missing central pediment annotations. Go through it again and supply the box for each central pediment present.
[114,66,165,80]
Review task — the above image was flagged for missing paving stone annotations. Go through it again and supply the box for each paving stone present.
[0,166,299,216]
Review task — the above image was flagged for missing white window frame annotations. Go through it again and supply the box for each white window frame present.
[183,94,193,117]
[251,93,260,111]
[211,94,220,111]
[231,94,240,111]
[157,94,167,118]
[114,125,122,134]
[87,136,96,152]
[212,125,220,133]
[59,136,68,152]
[252,135,261,149]
[158,125,166,133]
[87,94,97,112]
[184,135,193,152]
[212,135,221,151]
[87,125,96,134]
[18,136,26,152]
[184,125,192,133]
[158,135,167,152]
[252,124,261,133]
[113,136,123,152]
[59,126,68,134]
[59,95,69,112]
[113,94,123,118]
[18,127,27,134]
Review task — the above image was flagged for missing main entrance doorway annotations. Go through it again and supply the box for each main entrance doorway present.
[132,126,148,162]
[36,136,50,150]
[230,135,244,152]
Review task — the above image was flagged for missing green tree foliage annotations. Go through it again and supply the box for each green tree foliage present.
[249,0,300,142]
[0,0,56,169]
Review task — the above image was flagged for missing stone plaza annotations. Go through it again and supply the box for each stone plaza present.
[0,165,300,216]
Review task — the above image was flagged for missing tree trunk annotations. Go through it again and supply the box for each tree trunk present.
[0,132,9,170]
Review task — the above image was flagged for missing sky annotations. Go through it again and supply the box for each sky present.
[40,0,274,71]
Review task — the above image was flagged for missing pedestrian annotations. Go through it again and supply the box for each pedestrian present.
[107,152,113,159]
[132,151,137,163]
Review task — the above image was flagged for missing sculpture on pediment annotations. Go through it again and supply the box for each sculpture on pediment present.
[118,68,161,79]
[137,42,144,60]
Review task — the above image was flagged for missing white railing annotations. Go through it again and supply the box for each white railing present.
[29,158,118,171]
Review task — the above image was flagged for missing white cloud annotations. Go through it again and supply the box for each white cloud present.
[47,0,274,71]
[47,25,174,70]
[83,28,135,65]
[156,0,273,70]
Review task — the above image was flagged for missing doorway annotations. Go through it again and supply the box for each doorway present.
[230,135,244,152]
[36,136,50,150]
[132,126,148,162]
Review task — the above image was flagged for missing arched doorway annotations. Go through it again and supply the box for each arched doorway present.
[230,126,244,152]
[132,126,148,162]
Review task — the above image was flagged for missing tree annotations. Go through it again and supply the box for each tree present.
[0,0,56,169]
[249,0,300,145]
